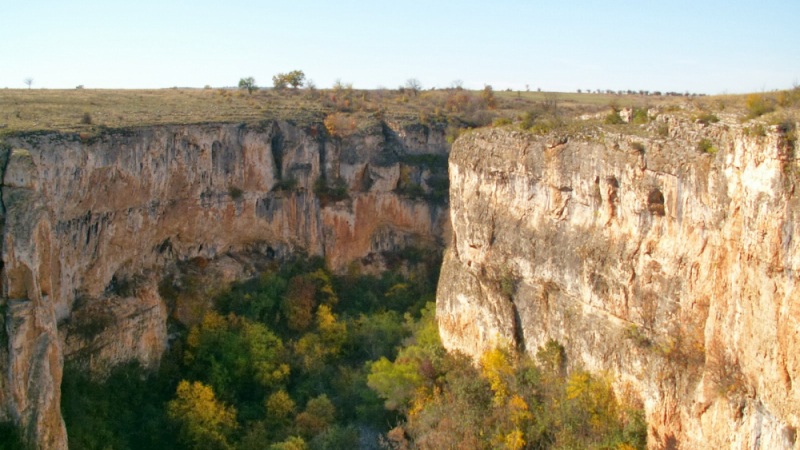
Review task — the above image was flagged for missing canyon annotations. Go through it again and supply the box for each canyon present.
[1,109,798,450]
[0,120,449,449]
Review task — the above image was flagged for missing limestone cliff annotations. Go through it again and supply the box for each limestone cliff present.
[0,120,449,449]
[437,117,799,449]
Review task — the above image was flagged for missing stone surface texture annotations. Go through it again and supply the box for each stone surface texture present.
[437,116,800,450]
[0,120,448,449]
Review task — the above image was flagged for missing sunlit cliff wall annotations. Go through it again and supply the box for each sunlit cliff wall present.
[0,120,449,449]
[437,117,799,449]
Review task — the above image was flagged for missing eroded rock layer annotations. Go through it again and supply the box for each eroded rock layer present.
[437,118,799,449]
[0,120,448,449]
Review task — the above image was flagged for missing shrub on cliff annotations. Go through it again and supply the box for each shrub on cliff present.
[697,138,717,153]
[312,176,349,205]
[228,186,244,200]
[695,111,719,125]
[323,113,356,138]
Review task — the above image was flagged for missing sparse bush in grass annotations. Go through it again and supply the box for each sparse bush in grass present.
[631,108,649,124]
[778,86,800,108]
[323,113,355,138]
[80,111,92,125]
[492,117,512,127]
[746,93,775,118]
[530,121,555,134]
[518,111,538,129]
[605,110,625,124]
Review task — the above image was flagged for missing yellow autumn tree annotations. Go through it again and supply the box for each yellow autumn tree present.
[294,305,348,373]
[265,389,296,429]
[481,347,515,406]
[167,380,238,450]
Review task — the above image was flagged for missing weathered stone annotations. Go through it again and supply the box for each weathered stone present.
[438,118,800,450]
[0,120,449,449]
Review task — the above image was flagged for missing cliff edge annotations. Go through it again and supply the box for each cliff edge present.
[0,120,449,449]
[437,116,799,449]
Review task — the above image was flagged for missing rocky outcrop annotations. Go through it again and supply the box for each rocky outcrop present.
[0,120,449,449]
[438,118,800,449]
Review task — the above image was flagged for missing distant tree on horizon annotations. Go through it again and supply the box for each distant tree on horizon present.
[405,78,422,96]
[24,77,33,89]
[273,70,306,90]
[238,77,257,94]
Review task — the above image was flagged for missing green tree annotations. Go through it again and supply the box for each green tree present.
[265,390,297,430]
[238,77,258,94]
[185,312,289,396]
[295,395,336,438]
[367,303,443,411]
[286,70,306,89]
[349,311,408,360]
[269,436,307,450]
[273,70,306,90]
[167,381,238,450]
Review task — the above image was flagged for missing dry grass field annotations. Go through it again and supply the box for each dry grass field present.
[0,85,797,136]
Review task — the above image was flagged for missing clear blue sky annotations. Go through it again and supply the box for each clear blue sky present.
[2,0,798,94]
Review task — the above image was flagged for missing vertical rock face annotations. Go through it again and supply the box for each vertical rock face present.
[0,120,449,449]
[438,119,800,449]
